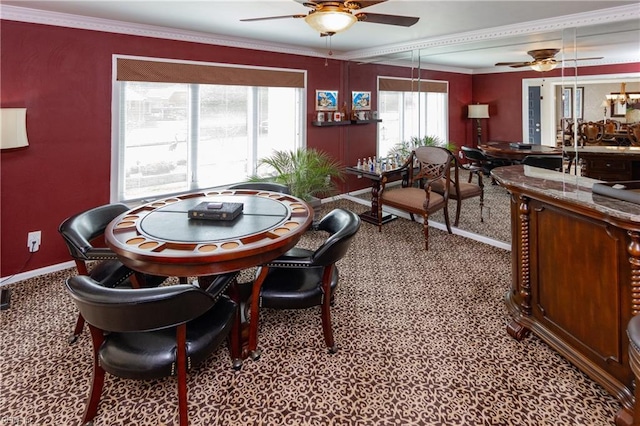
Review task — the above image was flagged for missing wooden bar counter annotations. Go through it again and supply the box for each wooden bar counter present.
[565,146,640,181]
[492,165,640,425]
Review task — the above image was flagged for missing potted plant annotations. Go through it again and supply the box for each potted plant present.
[387,135,457,161]
[252,148,345,222]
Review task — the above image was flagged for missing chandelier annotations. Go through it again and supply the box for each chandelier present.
[606,83,640,105]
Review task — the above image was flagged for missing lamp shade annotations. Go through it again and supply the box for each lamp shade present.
[304,7,357,34]
[468,104,489,119]
[1,108,29,149]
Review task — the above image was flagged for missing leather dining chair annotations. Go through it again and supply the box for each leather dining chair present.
[240,208,360,355]
[65,274,238,426]
[227,181,291,194]
[59,203,166,343]
[580,121,605,146]
[521,155,564,171]
[628,123,640,146]
[460,146,509,184]
[379,146,453,250]
[431,149,484,227]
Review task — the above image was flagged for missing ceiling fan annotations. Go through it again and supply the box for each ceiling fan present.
[495,48,604,72]
[241,1,419,37]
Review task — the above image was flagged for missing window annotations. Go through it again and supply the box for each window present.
[112,57,305,202]
[377,77,448,158]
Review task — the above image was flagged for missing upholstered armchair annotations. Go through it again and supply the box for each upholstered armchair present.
[378,146,453,250]
[65,274,238,426]
[58,203,166,343]
[431,150,484,227]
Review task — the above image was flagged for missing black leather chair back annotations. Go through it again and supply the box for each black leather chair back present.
[227,182,291,194]
[312,208,361,267]
[66,275,219,332]
[522,155,564,171]
[461,146,488,163]
[59,203,129,260]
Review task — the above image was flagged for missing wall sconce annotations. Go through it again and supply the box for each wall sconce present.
[1,108,29,149]
[468,104,490,145]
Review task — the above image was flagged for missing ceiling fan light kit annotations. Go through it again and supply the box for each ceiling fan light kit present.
[530,60,557,72]
[304,6,357,34]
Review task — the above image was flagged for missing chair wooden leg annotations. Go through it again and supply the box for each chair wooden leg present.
[320,267,336,353]
[454,198,462,227]
[479,190,485,223]
[83,325,106,425]
[248,266,270,360]
[422,213,429,250]
[70,313,85,344]
[176,324,188,426]
[442,205,452,234]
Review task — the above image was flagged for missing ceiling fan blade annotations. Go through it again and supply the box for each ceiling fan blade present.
[356,13,419,27]
[240,14,305,22]
[571,56,605,61]
[494,61,531,67]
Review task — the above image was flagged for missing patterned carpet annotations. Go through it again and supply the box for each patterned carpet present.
[0,199,620,425]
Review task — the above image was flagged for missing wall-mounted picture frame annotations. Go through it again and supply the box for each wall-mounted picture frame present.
[352,91,371,110]
[562,87,572,119]
[316,90,338,111]
[575,87,584,119]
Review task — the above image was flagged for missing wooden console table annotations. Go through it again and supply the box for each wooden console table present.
[345,166,403,225]
[492,164,640,425]
[564,146,640,181]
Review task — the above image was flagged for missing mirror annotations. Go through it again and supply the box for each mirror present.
[346,17,639,247]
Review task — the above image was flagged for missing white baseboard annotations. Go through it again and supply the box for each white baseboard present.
[0,261,75,286]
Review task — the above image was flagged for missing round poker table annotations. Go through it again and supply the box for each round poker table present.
[105,189,314,278]
[479,141,562,162]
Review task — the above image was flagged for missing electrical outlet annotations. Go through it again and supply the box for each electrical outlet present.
[27,231,41,252]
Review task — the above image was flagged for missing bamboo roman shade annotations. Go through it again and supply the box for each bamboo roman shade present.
[117,58,305,88]
[379,77,447,93]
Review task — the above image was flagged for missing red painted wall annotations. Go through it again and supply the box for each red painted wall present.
[0,20,470,276]
[1,19,637,277]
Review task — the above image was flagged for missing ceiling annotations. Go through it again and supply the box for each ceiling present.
[2,1,640,73]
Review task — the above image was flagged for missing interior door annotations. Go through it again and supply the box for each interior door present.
[528,86,541,144]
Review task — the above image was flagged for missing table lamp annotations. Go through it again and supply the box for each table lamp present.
[468,104,489,145]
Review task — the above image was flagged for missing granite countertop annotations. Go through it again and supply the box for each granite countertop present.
[491,165,640,223]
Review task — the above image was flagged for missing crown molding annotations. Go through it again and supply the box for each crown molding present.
[0,4,336,60]
[343,4,640,62]
[2,3,637,74]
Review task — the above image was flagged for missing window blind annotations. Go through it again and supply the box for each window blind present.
[379,77,447,93]
[117,58,305,88]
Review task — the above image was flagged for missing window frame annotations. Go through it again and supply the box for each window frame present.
[110,55,306,203]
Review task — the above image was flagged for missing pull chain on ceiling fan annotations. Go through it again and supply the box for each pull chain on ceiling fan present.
[241,0,419,37]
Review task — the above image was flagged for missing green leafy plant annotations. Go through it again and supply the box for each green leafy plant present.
[254,148,344,201]
[387,135,457,161]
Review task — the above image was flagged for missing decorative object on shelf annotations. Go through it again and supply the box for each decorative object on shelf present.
[0,108,29,150]
[352,91,371,110]
[316,90,338,111]
[333,111,342,122]
[468,104,489,145]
